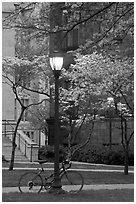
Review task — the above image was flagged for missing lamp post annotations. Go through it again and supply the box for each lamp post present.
[49,51,63,190]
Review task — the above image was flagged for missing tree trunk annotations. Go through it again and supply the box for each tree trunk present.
[9,107,26,171]
[9,133,17,171]
[109,116,112,151]
[124,146,129,175]
[71,120,94,158]
[120,115,130,175]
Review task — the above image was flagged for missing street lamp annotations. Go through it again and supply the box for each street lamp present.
[49,51,63,190]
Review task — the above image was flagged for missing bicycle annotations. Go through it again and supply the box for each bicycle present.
[18,159,84,193]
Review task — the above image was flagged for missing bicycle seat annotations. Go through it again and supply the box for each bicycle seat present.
[35,160,48,164]
[63,160,71,165]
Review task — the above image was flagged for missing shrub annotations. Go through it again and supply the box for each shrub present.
[2,155,9,162]
[38,145,67,162]
[72,145,134,166]
[128,152,134,166]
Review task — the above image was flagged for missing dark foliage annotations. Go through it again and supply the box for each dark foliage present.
[2,155,9,163]
[72,145,134,166]
[38,145,67,162]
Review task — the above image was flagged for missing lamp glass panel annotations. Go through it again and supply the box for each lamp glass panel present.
[50,57,63,70]
[50,57,54,70]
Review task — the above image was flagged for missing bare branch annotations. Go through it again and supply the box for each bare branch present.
[62,3,116,40]
[128,131,134,144]
[95,6,134,45]
[119,89,133,114]
[20,84,50,98]
[2,74,14,86]
[12,85,25,107]
[71,120,94,158]
[27,98,47,109]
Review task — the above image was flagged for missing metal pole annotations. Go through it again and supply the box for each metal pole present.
[52,70,62,189]
[109,115,112,150]
[19,134,20,150]
[39,130,41,147]
[25,140,26,157]
[4,120,7,137]
[30,145,32,162]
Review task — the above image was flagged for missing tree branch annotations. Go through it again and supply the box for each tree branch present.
[119,89,133,114]
[27,98,47,109]
[71,119,94,158]
[12,85,25,107]
[19,84,50,98]
[95,6,134,45]
[62,3,116,40]
[128,130,134,144]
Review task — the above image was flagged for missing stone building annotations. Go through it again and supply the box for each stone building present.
[2,2,49,148]
[2,2,15,120]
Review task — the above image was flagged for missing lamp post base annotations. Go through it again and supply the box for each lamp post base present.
[48,187,66,194]
[48,178,66,194]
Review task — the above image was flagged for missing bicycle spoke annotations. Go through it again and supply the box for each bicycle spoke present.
[18,172,43,193]
[18,160,84,194]
[61,171,84,193]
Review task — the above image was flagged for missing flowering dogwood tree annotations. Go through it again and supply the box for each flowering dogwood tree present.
[60,51,133,172]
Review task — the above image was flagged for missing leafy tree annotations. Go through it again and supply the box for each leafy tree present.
[3,2,133,56]
[27,103,49,138]
[60,51,133,172]
[58,52,106,157]
[2,2,134,167]
[107,60,134,174]
[2,57,50,170]
[3,55,51,95]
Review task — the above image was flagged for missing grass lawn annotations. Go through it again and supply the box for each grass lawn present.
[2,161,134,171]
[2,169,134,187]
[2,163,134,202]
[2,189,134,202]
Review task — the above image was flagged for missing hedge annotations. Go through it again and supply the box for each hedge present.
[72,145,134,166]
[38,145,67,162]
[38,145,134,166]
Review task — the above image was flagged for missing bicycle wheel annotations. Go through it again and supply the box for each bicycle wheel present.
[61,171,84,193]
[18,172,43,193]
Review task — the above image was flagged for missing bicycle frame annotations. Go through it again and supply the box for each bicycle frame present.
[18,160,84,193]
[36,160,71,187]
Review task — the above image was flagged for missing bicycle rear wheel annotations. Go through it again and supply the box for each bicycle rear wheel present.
[18,172,43,193]
[61,171,84,193]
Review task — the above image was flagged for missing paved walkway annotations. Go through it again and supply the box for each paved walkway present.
[2,184,134,193]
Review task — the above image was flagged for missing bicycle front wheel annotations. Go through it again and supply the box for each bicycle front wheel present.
[18,172,43,193]
[61,171,84,193]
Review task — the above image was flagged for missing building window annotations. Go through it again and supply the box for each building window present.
[62,29,78,51]
[31,131,34,141]
[62,8,79,51]
[24,131,34,141]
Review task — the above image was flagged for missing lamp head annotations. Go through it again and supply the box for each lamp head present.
[49,51,64,71]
